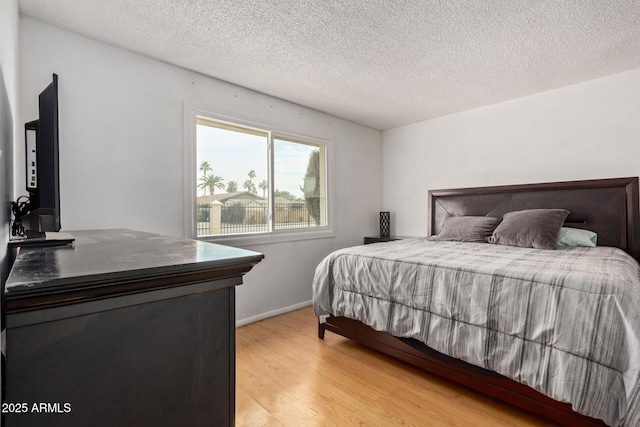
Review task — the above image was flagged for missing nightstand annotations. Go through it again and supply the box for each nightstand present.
[364,236,409,245]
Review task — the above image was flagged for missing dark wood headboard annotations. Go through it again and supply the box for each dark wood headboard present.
[428,177,640,260]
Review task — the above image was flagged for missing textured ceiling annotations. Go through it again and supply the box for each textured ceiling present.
[17,0,640,130]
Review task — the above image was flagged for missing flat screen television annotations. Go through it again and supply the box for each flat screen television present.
[21,73,61,238]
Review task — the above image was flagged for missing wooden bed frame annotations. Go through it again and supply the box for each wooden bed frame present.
[318,177,640,426]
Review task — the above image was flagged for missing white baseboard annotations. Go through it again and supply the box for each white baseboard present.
[235,300,313,327]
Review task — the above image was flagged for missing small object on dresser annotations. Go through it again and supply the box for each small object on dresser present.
[380,212,391,237]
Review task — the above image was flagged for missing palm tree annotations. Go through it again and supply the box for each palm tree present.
[243,169,257,194]
[243,179,257,195]
[226,181,238,193]
[199,174,225,195]
[259,180,268,197]
[199,161,212,178]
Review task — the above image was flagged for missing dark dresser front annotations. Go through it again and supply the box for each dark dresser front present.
[3,229,263,427]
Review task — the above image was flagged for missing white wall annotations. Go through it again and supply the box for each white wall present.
[1,0,18,248]
[19,17,383,323]
[1,0,19,123]
[1,0,18,270]
[1,0,19,419]
[383,68,640,236]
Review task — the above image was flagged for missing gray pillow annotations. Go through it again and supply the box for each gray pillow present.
[436,216,502,243]
[488,209,570,249]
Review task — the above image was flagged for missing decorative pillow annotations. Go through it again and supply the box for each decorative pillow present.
[488,209,570,249]
[556,227,597,247]
[436,216,502,243]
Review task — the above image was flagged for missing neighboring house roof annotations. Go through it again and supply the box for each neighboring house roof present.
[197,191,265,204]
[274,197,297,205]
[198,192,304,205]
[197,192,306,210]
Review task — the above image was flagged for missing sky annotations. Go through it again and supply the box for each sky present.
[196,124,317,199]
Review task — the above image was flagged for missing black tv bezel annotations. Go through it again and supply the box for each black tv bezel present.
[23,73,61,235]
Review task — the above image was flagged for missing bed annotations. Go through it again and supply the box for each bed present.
[313,177,640,426]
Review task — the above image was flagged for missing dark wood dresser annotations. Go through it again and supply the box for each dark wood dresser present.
[3,229,263,427]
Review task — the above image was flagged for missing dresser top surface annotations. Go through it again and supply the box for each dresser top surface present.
[6,229,264,296]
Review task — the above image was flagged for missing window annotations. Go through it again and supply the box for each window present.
[186,110,331,243]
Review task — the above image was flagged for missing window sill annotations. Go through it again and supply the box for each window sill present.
[197,228,335,247]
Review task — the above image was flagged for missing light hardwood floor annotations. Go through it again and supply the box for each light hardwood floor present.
[236,306,555,426]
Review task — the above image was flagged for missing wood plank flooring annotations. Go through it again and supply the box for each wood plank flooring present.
[236,306,556,426]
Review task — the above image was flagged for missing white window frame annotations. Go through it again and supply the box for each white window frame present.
[183,100,335,246]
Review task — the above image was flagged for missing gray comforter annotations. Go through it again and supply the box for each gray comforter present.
[312,238,640,426]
